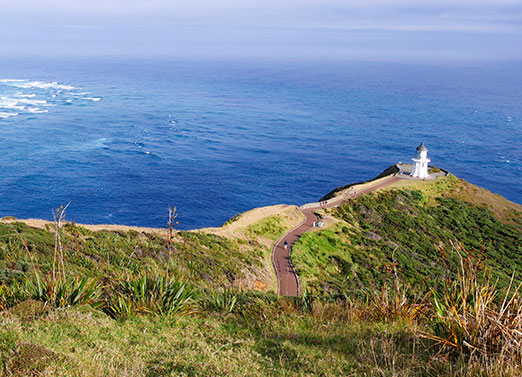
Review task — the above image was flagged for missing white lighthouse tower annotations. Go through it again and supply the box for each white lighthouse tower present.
[410,142,431,179]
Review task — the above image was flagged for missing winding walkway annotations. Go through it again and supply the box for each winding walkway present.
[272,175,403,296]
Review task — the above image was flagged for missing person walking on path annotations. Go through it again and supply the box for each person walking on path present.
[284,240,288,250]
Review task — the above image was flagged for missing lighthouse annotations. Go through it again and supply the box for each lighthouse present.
[410,142,431,179]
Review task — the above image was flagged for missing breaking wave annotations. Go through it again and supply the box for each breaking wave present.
[0,79,101,119]
[0,111,18,119]
[1,79,76,90]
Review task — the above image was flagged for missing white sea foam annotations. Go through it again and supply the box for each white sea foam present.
[0,79,28,83]
[0,111,19,118]
[0,79,76,90]
[22,81,74,90]
[0,78,98,119]
[0,97,51,111]
[17,98,49,106]
[26,108,48,114]
[0,97,26,110]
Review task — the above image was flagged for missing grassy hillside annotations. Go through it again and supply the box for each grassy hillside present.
[292,175,522,298]
[0,221,271,292]
[385,174,522,227]
[0,297,465,377]
[1,173,522,376]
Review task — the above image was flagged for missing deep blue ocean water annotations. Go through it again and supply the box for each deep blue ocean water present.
[0,58,520,229]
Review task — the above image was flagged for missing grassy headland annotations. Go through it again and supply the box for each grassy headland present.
[1,171,521,376]
[292,174,522,298]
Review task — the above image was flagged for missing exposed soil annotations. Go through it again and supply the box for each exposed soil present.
[0,218,167,237]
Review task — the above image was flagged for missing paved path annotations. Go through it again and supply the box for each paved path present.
[272,175,404,296]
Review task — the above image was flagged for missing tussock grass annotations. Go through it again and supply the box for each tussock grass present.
[199,288,238,314]
[422,244,522,364]
[369,276,430,323]
[27,274,103,309]
[2,274,522,376]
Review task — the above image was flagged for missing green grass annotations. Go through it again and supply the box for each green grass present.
[0,222,270,292]
[293,188,522,298]
[1,180,522,376]
[248,215,289,241]
[3,292,520,377]
[0,300,454,376]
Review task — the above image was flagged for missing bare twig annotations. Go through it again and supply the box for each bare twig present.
[166,206,179,278]
[52,202,70,283]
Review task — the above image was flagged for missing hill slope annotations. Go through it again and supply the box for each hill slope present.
[292,174,522,297]
[1,170,521,376]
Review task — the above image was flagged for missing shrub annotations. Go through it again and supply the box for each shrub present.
[0,283,27,311]
[7,300,49,321]
[3,343,62,377]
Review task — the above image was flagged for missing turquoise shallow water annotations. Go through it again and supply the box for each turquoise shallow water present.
[0,58,520,229]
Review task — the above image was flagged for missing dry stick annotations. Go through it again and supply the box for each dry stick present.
[166,206,179,278]
[53,202,70,283]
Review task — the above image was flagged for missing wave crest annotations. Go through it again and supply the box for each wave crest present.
[0,78,100,120]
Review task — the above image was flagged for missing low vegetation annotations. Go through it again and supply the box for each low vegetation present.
[247,215,289,241]
[292,186,521,298]
[0,221,271,291]
[3,249,522,376]
[0,176,521,376]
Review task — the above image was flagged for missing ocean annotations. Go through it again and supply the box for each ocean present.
[0,58,520,229]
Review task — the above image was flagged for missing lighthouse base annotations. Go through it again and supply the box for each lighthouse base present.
[394,163,448,181]
[410,158,431,179]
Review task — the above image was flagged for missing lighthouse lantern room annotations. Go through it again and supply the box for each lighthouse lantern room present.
[410,142,431,179]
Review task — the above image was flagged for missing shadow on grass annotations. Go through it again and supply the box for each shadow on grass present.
[251,323,444,377]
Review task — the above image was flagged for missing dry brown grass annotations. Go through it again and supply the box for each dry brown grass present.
[421,243,522,367]
[4,343,62,377]
[0,217,169,238]
[370,282,430,323]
